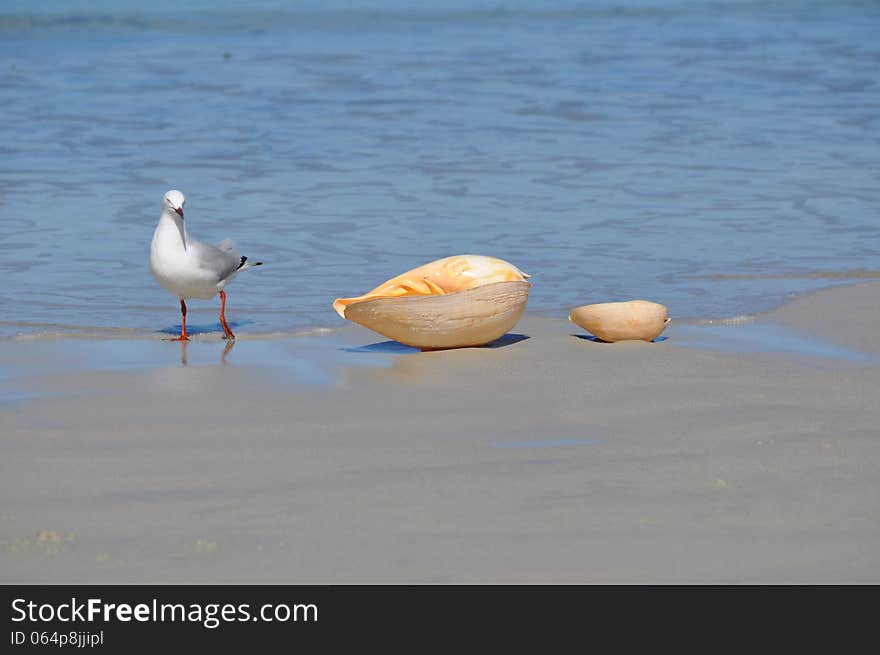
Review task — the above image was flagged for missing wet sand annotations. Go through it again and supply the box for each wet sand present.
[1,283,879,583]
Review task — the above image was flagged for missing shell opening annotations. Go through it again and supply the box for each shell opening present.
[333,255,530,319]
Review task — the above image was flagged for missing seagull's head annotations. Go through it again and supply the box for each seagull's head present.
[163,190,186,219]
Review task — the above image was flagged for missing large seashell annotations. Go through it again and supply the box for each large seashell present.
[334,255,531,349]
[569,300,670,343]
[345,281,531,350]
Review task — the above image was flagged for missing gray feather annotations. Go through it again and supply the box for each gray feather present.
[189,239,245,283]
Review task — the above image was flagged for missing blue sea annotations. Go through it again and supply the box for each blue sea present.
[1,0,879,338]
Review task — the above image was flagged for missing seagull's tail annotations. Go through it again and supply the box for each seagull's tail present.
[237,256,264,271]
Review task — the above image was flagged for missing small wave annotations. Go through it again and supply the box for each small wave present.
[696,315,756,327]
[687,270,880,281]
[0,321,348,343]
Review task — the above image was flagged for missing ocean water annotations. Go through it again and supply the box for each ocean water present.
[1,0,878,338]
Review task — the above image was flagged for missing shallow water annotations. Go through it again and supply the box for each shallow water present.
[0,329,397,403]
[673,321,877,362]
[2,0,879,338]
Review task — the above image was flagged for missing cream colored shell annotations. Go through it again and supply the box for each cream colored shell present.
[345,280,531,350]
[569,300,670,342]
[333,255,531,350]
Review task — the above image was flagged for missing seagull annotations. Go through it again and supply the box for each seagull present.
[150,190,262,341]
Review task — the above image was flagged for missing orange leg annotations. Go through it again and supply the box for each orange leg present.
[219,290,235,339]
[170,299,190,341]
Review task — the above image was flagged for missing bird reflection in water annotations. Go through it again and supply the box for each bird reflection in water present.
[177,339,235,367]
[221,339,234,364]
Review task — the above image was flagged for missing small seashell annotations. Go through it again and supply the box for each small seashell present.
[334,255,531,349]
[569,300,670,342]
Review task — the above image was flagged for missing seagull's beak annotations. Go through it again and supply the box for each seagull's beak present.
[174,207,184,218]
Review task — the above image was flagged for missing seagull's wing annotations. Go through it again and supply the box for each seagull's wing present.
[189,238,246,283]
[215,238,236,253]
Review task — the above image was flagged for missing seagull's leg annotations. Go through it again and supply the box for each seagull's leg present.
[219,290,235,340]
[170,298,190,341]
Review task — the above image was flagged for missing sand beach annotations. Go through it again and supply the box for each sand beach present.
[2,281,878,583]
